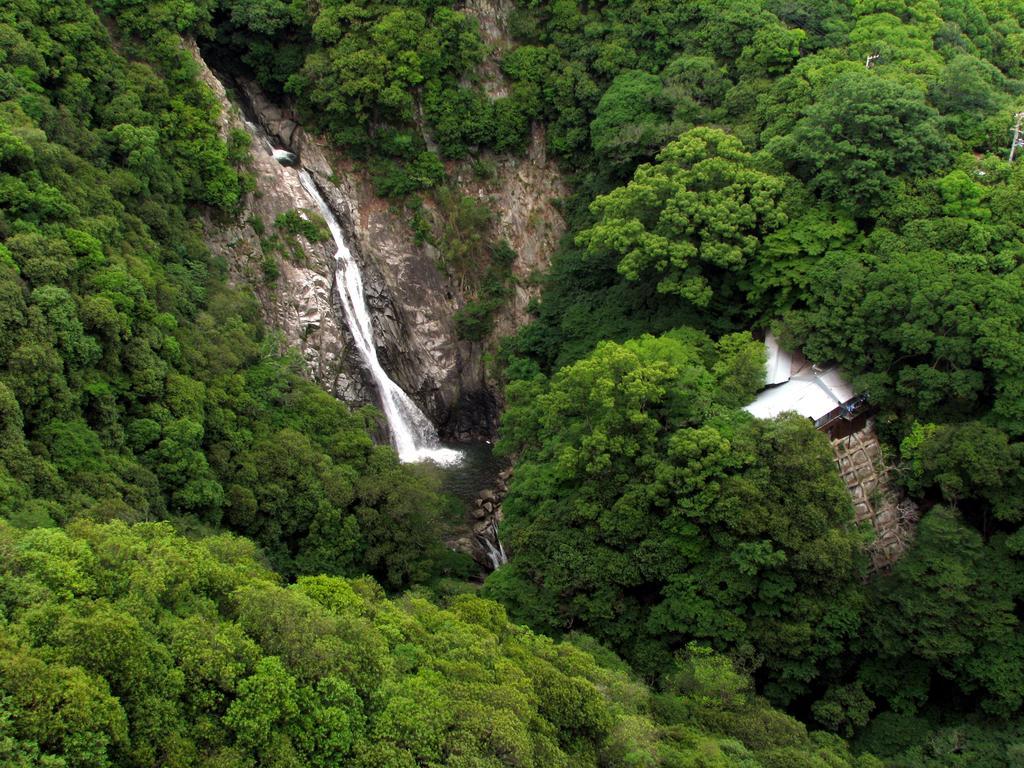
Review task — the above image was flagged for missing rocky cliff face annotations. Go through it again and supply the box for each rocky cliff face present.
[458,0,568,339]
[190,40,377,410]
[188,16,565,440]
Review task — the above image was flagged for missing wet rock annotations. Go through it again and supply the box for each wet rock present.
[272,149,297,165]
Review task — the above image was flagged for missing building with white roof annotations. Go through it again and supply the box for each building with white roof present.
[744,332,867,436]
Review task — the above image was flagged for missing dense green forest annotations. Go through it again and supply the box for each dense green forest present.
[3,0,1024,765]
[0,0,452,590]
[1,519,882,767]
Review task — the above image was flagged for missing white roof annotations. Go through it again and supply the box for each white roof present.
[817,367,854,403]
[744,333,855,421]
[743,374,846,421]
[764,331,793,386]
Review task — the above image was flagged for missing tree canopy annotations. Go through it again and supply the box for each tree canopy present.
[0,0,447,588]
[486,331,867,706]
[578,128,788,309]
[8,0,1024,763]
[0,519,881,768]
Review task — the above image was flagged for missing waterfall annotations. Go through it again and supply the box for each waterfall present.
[292,169,462,466]
[243,115,460,465]
[477,521,508,570]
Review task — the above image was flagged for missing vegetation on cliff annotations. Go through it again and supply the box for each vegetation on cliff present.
[485,331,866,705]
[0,0,446,587]
[489,0,1024,760]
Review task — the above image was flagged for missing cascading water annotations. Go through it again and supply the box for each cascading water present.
[291,169,462,466]
[244,117,461,465]
[190,56,507,566]
[478,523,508,570]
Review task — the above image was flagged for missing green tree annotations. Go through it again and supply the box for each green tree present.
[860,507,1024,717]
[590,70,678,170]
[901,421,1024,526]
[486,331,866,703]
[0,520,877,768]
[780,242,1024,431]
[577,128,787,310]
[766,69,953,212]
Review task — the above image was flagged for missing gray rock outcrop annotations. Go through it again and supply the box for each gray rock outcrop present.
[450,466,514,570]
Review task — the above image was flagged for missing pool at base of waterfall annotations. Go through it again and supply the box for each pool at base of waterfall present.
[430,442,507,506]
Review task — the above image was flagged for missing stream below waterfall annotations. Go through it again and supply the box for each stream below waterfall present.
[430,441,509,570]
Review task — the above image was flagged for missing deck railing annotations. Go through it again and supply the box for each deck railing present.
[813,395,871,431]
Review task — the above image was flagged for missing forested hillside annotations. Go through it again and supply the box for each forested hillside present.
[3,0,1024,765]
[488,1,1024,760]
[1,519,882,767]
[0,0,449,589]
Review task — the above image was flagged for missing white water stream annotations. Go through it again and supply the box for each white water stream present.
[236,111,512,560]
[242,120,460,465]
[292,169,462,466]
[479,525,508,569]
